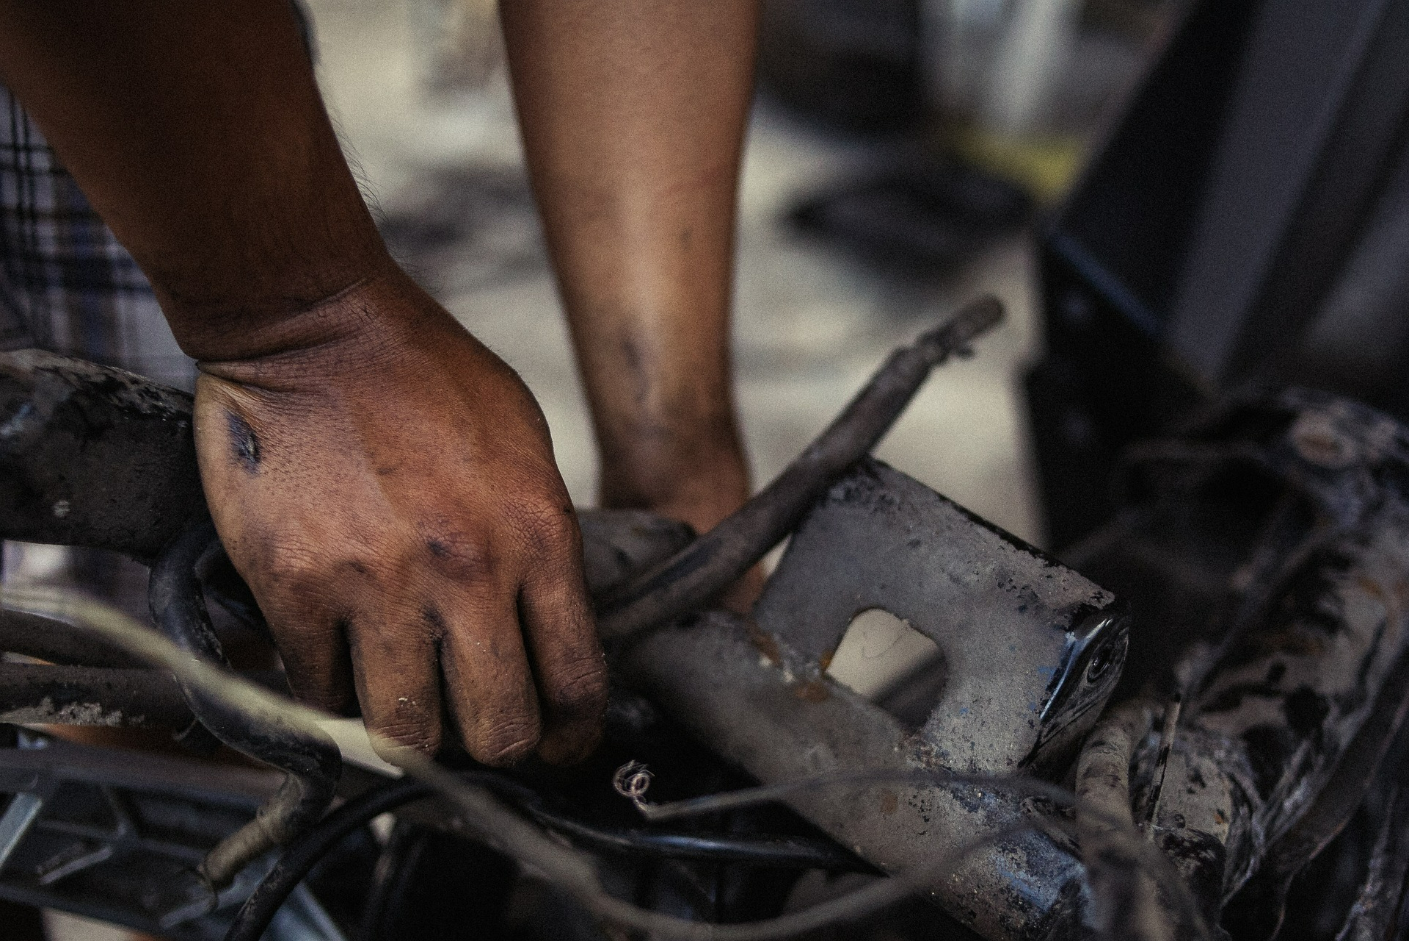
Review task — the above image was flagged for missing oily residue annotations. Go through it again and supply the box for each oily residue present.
[226,410,260,471]
[746,618,782,665]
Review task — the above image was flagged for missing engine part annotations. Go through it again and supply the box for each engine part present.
[618,457,1130,941]
[0,351,204,558]
[0,733,287,939]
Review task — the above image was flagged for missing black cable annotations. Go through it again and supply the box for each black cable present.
[226,778,435,941]
[356,824,434,941]
[151,518,342,885]
[227,774,869,941]
[524,802,868,871]
[468,774,867,870]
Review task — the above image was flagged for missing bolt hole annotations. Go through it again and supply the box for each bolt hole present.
[826,609,946,731]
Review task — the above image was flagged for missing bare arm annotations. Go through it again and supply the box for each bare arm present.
[501,0,760,548]
[0,0,606,765]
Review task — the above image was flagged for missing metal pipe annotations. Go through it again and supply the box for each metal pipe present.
[1074,701,1176,941]
[0,607,146,668]
[0,663,191,727]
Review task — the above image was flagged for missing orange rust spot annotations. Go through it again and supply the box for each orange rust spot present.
[1251,628,1325,657]
[1356,575,1387,601]
[880,790,899,815]
[793,679,831,703]
[745,618,782,664]
[1388,577,1409,620]
[818,649,834,671]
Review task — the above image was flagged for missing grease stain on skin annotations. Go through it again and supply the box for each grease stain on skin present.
[423,605,447,638]
[226,410,260,471]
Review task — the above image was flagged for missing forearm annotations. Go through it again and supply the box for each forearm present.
[501,0,760,529]
[0,0,389,361]
[0,2,608,764]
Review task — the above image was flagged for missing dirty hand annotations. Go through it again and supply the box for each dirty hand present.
[191,270,605,766]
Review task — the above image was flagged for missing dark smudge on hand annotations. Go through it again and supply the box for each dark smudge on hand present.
[226,409,261,471]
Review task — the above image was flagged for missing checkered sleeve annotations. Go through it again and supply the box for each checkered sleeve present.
[0,86,195,390]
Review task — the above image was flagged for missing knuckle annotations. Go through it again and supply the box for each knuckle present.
[546,660,609,719]
[507,495,578,556]
[474,715,541,767]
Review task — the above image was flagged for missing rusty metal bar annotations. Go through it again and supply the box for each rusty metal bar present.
[596,296,1004,641]
[0,663,191,727]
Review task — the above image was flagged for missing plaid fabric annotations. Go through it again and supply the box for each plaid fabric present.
[0,87,195,390]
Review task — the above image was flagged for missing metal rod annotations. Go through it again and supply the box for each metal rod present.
[1144,693,1182,832]
[0,607,146,668]
[595,296,1004,641]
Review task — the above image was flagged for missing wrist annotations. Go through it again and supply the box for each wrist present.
[165,251,411,364]
[598,430,751,533]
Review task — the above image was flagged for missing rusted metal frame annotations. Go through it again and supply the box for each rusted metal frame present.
[0,663,191,728]
[614,455,1134,941]
[1127,393,1409,927]
[748,458,1130,777]
[618,610,1087,941]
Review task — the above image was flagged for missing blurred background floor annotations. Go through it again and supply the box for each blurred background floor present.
[307,0,1049,547]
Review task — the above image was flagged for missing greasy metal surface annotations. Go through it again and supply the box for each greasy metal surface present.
[0,608,146,668]
[620,609,1086,941]
[0,351,205,558]
[616,459,1129,940]
[1085,390,1409,928]
[0,733,280,939]
[754,459,1128,775]
[0,664,191,728]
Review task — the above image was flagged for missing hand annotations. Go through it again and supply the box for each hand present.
[192,270,605,766]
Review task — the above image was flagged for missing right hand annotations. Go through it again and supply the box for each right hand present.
[192,270,607,766]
